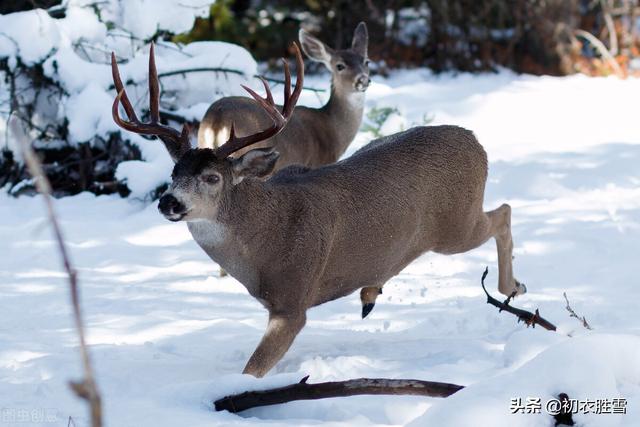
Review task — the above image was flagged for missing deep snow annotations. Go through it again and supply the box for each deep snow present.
[2,70,640,427]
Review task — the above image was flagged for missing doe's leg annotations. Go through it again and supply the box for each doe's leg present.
[242,312,306,378]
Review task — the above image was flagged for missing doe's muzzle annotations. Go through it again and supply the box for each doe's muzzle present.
[355,74,370,92]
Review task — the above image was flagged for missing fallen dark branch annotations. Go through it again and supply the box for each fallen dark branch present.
[481,267,557,331]
[214,377,464,413]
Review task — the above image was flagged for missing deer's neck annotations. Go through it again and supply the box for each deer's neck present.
[200,181,280,296]
[214,180,279,254]
[320,84,365,157]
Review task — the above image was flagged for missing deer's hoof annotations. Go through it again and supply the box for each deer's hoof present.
[515,280,527,295]
[362,303,375,319]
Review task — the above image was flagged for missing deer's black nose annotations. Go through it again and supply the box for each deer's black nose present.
[355,74,370,91]
[158,194,185,216]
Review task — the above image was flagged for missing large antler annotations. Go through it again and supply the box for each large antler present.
[111,43,190,162]
[214,43,304,159]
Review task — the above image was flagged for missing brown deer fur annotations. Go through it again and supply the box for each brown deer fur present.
[163,126,525,377]
[197,23,370,171]
[111,44,525,379]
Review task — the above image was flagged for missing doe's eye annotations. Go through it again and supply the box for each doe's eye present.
[364,59,370,67]
[336,63,346,71]
[201,174,220,184]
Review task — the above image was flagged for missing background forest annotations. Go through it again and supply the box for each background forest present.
[1,0,640,197]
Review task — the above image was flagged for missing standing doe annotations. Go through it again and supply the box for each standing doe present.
[111,44,526,378]
[197,22,370,171]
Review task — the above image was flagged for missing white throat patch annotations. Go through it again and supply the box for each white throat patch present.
[189,218,227,247]
[347,91,366,109]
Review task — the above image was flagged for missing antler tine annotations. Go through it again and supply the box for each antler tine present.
[282,42,304,117]
[148,42,160,123]
[282,58,291,107]
[111,52,139,123]
[111,46,190,161]
[112,89,185,141]
[241,79,283,125]
[214,43,304,159]
[260,76,275,106]
[112,90,137,132]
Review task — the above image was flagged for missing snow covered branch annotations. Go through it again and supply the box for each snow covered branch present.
[214,377,464,413]
[0,3,265,197]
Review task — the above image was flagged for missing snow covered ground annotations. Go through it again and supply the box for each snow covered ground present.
[2,70,640,427]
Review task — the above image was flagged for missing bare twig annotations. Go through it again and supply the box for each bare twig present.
[157,66,247,79]
[563,292,593,330]
[214,377,464,413]
[159,110,200,126]
[574,29,623,77]
[261,76,326,93]
[155,67,325,93]
[12,117,102,427]
[600,0,619,56]
[481,267,557,331]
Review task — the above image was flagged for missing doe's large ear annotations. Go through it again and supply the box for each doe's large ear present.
[351,22,368,57]
[299,29,333,67]
[231,148,280,182]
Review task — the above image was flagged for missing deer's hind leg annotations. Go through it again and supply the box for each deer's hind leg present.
[360,286,383,318]
[480,203,526,297]
[455,203,525,297]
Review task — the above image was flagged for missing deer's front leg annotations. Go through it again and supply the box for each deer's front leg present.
[243,312,306,377]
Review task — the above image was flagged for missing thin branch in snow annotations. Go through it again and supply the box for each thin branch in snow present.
[563,292,593,330]
[481,267,557,331]
[12,117,103,427]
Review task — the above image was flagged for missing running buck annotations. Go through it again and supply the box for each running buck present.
[111,45,526,378]
[197,22,370,170]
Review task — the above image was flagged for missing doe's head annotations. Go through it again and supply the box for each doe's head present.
[111,42,303,222]
[299,22,370,93]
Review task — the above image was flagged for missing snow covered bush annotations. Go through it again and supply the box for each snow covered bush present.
[0,0,258,198]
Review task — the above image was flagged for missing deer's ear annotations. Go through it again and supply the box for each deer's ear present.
[351,22,368,57]
[299,29,333,67]
[231,148,279,182]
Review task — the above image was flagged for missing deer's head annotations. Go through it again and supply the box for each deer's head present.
[299,22,370,93]
[111,43,303,222]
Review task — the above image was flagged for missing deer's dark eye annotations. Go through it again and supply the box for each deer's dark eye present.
[336,63,346,71]
[364,59,370,67]
[201,174,220,184]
